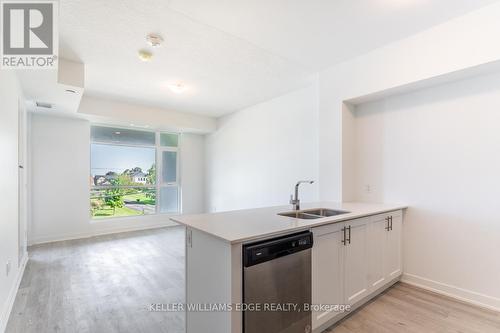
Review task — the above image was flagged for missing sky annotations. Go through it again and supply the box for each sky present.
[91,144,155,176]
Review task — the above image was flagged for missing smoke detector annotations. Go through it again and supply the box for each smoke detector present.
[146,33,164,47]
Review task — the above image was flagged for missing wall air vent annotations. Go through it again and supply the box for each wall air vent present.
[35,102,53,109]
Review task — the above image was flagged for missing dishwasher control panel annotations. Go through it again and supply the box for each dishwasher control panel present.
[243,231,313,267]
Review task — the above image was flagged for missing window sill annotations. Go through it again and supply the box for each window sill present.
[89,212,181,223]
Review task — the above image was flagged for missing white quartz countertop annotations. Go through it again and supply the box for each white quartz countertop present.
[170,202,407,244]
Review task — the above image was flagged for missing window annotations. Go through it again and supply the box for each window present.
[90,126,179,219]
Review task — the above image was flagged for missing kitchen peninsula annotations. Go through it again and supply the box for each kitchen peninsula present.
[171,202,407,333]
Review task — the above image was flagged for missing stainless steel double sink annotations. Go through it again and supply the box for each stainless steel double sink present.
[278,208,350,219]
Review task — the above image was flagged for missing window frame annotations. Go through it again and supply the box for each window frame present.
[89,125,181,220]
[155,131,181,215]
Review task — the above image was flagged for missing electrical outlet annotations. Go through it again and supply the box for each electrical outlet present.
[365,185,371,193]
[6,260,11,276]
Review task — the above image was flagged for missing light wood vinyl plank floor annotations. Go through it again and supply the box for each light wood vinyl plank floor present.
[6,227,185,333]
[6,226,500,333]
[326,282,500,333]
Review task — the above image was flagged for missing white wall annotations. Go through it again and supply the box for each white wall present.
[312,2,500,311]
[30,114,92,244]
[79,96,216,134]
[181,133,206,214]
[319,1,500,202]
[29,114,205,245]
[350,71,500,310]
[205,84,319,212]
[0,72,27,332]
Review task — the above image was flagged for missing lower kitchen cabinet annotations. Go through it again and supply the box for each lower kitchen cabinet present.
[343,217,370,305]
[368,215,388,290]
[312,222,345,329]
[385,213,403,279]
[311,210,403,331]
[368,211,403,292]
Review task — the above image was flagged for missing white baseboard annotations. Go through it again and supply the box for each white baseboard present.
[29,221,178,246]
[0,254,28,333]
[401,273,500,312]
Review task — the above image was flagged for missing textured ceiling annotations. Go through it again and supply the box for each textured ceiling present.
[170,0,500,71]
[58,0,498,117]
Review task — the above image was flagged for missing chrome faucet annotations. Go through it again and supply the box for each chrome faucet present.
[290,180,314,210]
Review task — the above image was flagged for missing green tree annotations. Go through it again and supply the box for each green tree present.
[117,173,134,186]
[123,167,143,176]
[146,164,157,202]
[104,188,123,214]
[103,174,134,214]
[147,163,156,185]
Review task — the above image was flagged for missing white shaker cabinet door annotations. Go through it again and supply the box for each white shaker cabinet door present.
[385,213,403,279]
[368,215,389,291]
[312,223,345,330]
[343,218,370,305]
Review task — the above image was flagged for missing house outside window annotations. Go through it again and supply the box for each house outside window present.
[90,125,180,219]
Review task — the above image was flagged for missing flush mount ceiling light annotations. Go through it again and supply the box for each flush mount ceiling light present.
[167,82,188,94]
[138,49,153,62]
[146,33,164,47]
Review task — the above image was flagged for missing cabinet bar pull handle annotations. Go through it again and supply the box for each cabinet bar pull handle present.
[342,227,346,246]
[385,217,390,231]
[390,216,393,231]
[347,225,351,244]
[187,229,193,248]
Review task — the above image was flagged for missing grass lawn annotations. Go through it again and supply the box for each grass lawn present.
[92,206,142,219]
[122,192,155,205]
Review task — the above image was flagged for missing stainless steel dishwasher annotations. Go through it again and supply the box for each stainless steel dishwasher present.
[243,231,313,333]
